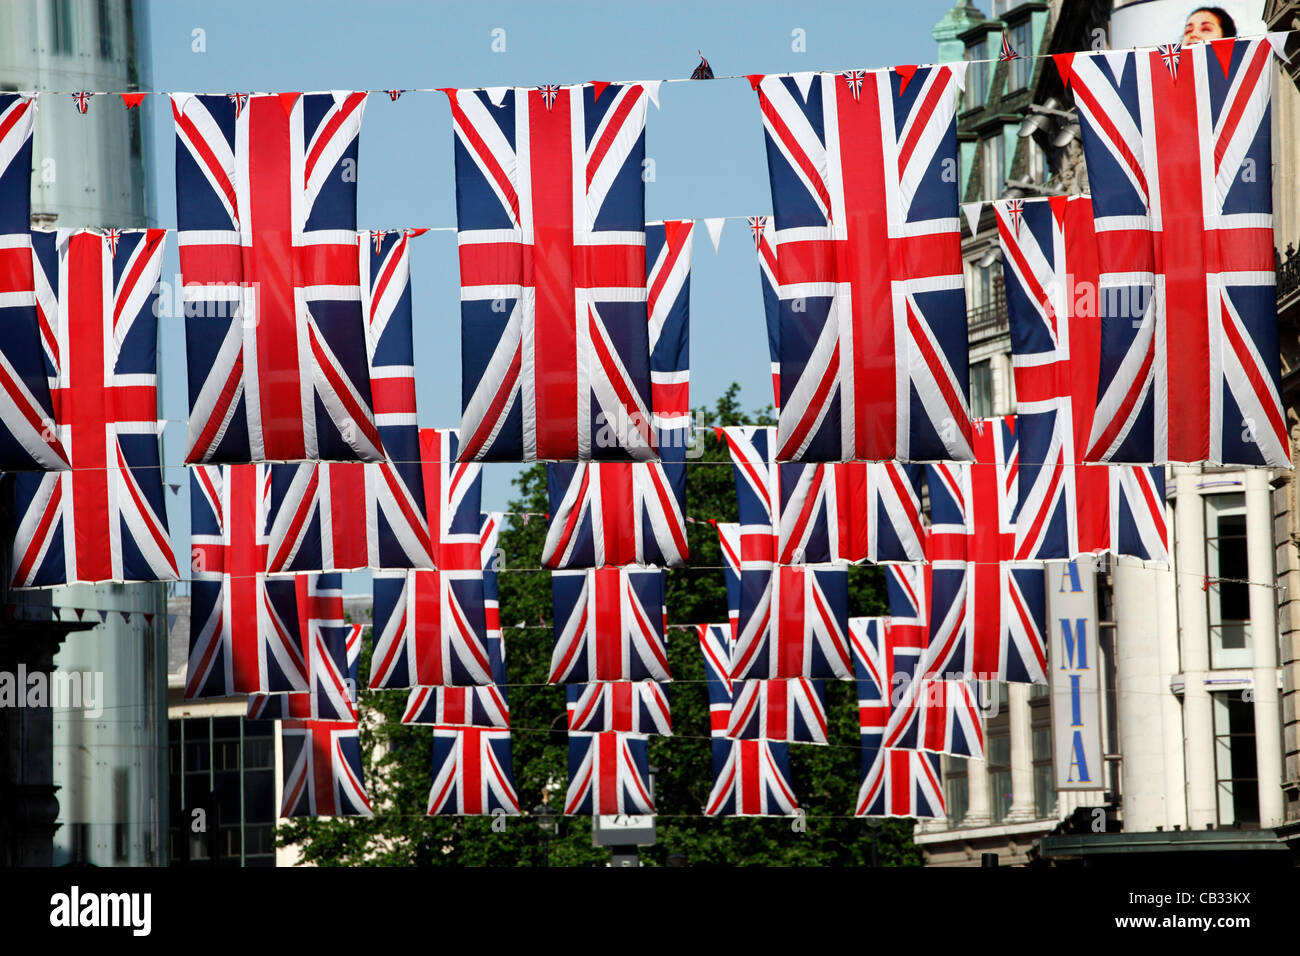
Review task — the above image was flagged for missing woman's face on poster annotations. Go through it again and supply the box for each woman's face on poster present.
[1183,9,1224,45]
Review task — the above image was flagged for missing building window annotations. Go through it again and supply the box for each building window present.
[966,37,989,110]
[112,768,129,862]
[97,0,114,60]
[1032,725,1054,818]
[1023,135,1050,186]
[981,132,1004,201]
[988,731,1012,823]
[943,755,968,826]
[168,716,276,867]
[1212,692,1259,827]
[973,259,992,308]
[970,360,994,419]
[50,0,75,55]
[1008,21,1032,90]
[1205,493,1251,669]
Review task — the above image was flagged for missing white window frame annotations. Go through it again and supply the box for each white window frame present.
[1205,492,1252,669]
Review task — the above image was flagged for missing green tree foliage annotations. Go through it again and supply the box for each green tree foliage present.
[278,384,921,866]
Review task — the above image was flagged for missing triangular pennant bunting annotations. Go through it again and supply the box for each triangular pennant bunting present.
[1267,32,1292,64]
[1053,52,1075,88]
[704,217,725,252]
[643,80,662,110]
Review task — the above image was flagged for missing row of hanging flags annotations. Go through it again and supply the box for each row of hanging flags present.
[0,35,1289,819]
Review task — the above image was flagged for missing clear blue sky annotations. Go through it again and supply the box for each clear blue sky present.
[142,0,963,575]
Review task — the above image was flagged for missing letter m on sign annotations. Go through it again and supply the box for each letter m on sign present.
[1059,618,1088,670]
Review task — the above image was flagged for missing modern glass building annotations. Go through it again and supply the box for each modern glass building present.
[0,0,171,866]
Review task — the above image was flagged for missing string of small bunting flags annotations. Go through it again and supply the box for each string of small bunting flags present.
[2,602,171,628]
[35,29,1294,114]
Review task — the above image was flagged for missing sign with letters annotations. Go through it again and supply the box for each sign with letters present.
[1048,557,1103,790]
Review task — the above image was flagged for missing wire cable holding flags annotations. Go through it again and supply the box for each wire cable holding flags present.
[17,29,1295,98]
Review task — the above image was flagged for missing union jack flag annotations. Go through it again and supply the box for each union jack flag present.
[1004,197,1024,236]
[566,681,672,735]
[716,522,743,640]
[538,84,562,109]
[733,547,851,681]
[718,519,853,683]
[849,612,944,817]
[752,67,973,463]
[851,603,983,760]
[747,215,927,562]
[699,620,829,743]
[842,71,868,100]
[247,622,362,722]
[172,92,384,464]
[924,418,1048,684]
[185,464,309,698]
[549,566,671,682]
[999,32,1019,62]
[542,457,688,568]
[1157,43,1182,80]
[695,622,802,816]
[370,430,494,688]
[447,82,655,461]
[264,230,431,572]
[0,94,71,472]
[540,220,692,567]
[427,726,521,816]
[703,599,831,748]
[850,616,901,740]
[0,93,36,237]
[279,720,373,818]
[71,91,92,114]
[855,742,944,818]
[750,215,782,409]
[646,219,694,439]
[698,623,737,733]
[403,512,510,725]
[403,633,508,726]
[884,562,984,758]
[995,195,1167,561]
[227,92,249,118]
[705,738,800,816]
[1068,38,1287,465]
[12,230,178,587]
[564,731,654,815]
[717,444,847,686]
[719,425,924,565]
[727,678,828,744]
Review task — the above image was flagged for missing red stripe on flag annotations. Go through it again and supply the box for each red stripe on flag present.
[328,463,368,567]
[778,567,805,678]
[1148,49,1210,461]
[246,97,306,460]
[462,728,483,814]
[66,234,112,580]
[740,739,760,814]
[598,733,619,814]
[528,88,579,460]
